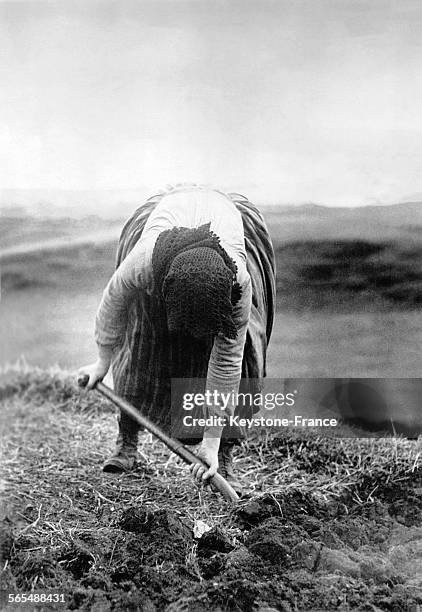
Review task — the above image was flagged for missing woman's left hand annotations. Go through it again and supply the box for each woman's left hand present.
[190,437,219,482]
[77,358,110,390]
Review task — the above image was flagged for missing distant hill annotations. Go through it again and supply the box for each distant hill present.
[2,196,420,257]
[1,188,422,224]
[2,200,422,313]
[0,214,122,253]
[263,201,422,243]
[0,188,149,219]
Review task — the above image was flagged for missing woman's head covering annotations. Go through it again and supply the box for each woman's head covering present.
[151,223,242,339]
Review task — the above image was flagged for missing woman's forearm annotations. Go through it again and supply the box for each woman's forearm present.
[95,272,132,347]
[95,240,151,348]
[205,276,252,418]
[97,344,114,366]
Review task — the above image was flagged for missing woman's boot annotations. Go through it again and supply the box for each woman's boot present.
[218,441,243,495]
[103,411,139,473]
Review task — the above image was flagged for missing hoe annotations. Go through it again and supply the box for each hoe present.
[78,376,239,504]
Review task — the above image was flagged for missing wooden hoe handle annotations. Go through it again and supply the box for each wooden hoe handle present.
[78,376,239,504]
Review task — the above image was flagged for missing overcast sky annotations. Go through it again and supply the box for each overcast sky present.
[1,0,422,206]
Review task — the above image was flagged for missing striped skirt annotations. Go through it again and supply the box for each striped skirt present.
[112,193,276,437]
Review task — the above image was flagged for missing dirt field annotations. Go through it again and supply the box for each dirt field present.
[1,370,422,611]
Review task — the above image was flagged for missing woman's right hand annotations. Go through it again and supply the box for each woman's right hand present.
[77,358,110,390]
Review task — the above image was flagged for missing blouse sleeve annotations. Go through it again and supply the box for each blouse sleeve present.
[94,239,153,348]
[205,266,252,421]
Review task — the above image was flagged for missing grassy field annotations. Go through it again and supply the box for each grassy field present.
[0,241,116,367]
[0,369,421,610]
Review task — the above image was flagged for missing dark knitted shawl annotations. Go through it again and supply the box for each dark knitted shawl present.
[151,223,242,339]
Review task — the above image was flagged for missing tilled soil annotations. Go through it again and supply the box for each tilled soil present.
[1,371,422,611]
[3,485,422,611]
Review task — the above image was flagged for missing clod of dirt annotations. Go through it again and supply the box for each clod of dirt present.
[290,541,321,571]
[195,526,235,580]
[109,535,146,582]
[117,507,195,576]
[236,490,331,528]
[119,507,151,533]
[389,492,422,526]
[59,541,95,579]
[245,518,309,565]
[298,516,344,550]
[119,507,192,542]
[198,552,227,579]
[332,515,392,550]
[353,470,422,527]
[358,553,396,584]
[224,545,257,570]
[80,571,113,591]
[316,548,361,578]
[197,526,234,557]
[236,499,277,526]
